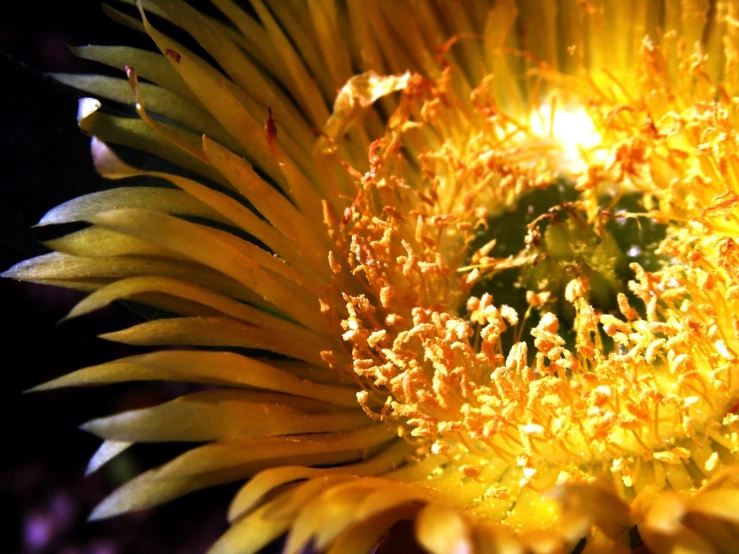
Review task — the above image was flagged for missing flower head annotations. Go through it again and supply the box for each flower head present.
[6,0,739,552]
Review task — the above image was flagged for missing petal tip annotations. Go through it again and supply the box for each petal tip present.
[77,97,102,124]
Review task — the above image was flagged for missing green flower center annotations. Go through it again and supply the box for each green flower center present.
[466,182,666,357]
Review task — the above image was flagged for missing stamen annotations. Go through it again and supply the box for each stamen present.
[319,44,739,507]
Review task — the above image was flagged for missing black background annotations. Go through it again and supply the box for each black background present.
[1,2,244,552]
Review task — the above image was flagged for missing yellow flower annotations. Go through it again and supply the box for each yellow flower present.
[6,0,739,552]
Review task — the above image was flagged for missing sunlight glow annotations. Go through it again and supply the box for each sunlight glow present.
[529,104,602,173]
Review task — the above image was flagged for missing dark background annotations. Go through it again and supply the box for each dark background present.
[1,2,243,552]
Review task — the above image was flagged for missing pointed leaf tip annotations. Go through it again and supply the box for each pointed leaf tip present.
[1,260,26,279]
[23,380,62,394]
[85,440,133,477]
[78,97,102,123]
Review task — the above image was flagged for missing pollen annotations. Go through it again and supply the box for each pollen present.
[321,30,739,517]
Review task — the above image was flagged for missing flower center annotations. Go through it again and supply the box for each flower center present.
[465,184,667,360]
[326,69,739,500]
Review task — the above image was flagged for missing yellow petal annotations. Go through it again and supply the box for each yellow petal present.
[201,137,332,258]
[579,533,631,554]
[383,452,446,482]
[210,476,354,554]
[37,186,222,227]
[146,0,316,163]
[99,316,326,365]
[101,3,148,34]
[483,0,525,111]
[88,208,324,328]
[2,252,272,310]
[116,0,255,54]
[346,1,411,76]
[688,489,739,524]
[249,0,330,127]
[228,440,410,522]
[640,491,717,554]
[306,0,353,91]
[28,350,360,407]
[375,3,440,78]
[70,45,203,107]
[229,467,332,522]
[76,97,227,186]
[45,227,185,260]
[700,465,739,492]
[354,481,440,521]
[683,512,739,554]
[472,523,526,554]
[260,0,335,100]
[64,276,332,352]
[52,73,235,149]
[81,389,369,442]
[125,65,212,166]
[517,530,567,554]
[261,359,346,385]
[320,71,410,148]
[553,480,632,540]
[89,425,393,519]
[135,5,282,184]
[285,482,374,554]
[207,0,290,86]
[416,502,473,554]
[85,440,133,476]
[326,504,419,554]
[90,139,325,282]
